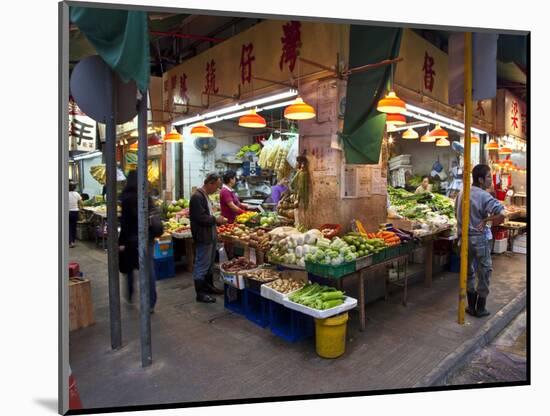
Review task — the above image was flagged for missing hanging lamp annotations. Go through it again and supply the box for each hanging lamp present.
[470,135,480,144]
[189,124,213,138]
[429,123,449,139]
[377,91,407,114]
[485,139,499,150]
[284,97,316,120]
[239,109,267,128]
[421,129,436,143]
[129,141,138,151]
[386,113,406,126]
[402,127,419,139]
[435,137,450,147]
[162,127,184,142]
[498,146,512,155]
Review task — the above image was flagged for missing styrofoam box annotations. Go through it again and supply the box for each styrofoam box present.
[389,154,412,166]
[512,245,527,254]
[261,282,302,305]
[282,296,358,319]
[493,238,508,254]
[221,271,245,290]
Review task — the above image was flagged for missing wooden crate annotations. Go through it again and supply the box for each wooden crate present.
[387,217,416,232]
[69,278,95,331]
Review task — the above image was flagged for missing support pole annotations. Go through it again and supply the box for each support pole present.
[137,90,153,366]
[458,32,473,325]
[105,69,122,349]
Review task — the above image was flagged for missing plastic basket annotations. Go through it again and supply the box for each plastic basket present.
[154,239,174,259]
[243,288,270,328]
[224,284,245,315]
[154,257,176,280]
[385,246,401,260]
[305,260,356,279]
[372,250,387,264]
[268,300,314,343]
[399,242,415,256]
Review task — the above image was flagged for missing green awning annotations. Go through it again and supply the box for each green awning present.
[70,7,150,92]
[342,26,402,164]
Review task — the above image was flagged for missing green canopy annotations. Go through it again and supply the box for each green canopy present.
[342,26,402,164]
[70,7,150,92]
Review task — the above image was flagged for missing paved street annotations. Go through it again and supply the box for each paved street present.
[446,310,527,385]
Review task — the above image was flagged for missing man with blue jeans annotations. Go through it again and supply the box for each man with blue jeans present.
[456,164,506,317]
[189,173,228,303]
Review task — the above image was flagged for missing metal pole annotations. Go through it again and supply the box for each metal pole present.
[458,32,473,325]
[105,68,122,348]
[137,90,152,366]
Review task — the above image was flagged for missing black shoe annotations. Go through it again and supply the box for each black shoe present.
[475,296,490,317]
[466,291,477,316]
[194,280,216,303]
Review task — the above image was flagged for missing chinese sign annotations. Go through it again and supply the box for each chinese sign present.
[496,89,526,140]
[279,21,302,72]
[69,98,96,152]
[422,52,436,92]
[202,59,220,95]
[240,43,255,85]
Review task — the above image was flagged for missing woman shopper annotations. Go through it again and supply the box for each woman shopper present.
[220,170,249,224]
[414,176,432,194]
[189,173,228,303]
[68,182,83,248]
[456,164,506,318]
[118,170,158,313]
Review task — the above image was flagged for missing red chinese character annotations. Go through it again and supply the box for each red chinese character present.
[279,21,301,72]
[422,52,436,92]
[511,100,519,130]
[179,73,189,103]
[240,43,256,85]
[202,59,219,95]
[171,75,177,90]
[476,101,486,117]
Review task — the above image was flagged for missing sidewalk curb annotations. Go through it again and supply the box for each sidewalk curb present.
[413,289,527,387]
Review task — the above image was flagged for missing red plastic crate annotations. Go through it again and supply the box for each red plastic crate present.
[69,262,80,278]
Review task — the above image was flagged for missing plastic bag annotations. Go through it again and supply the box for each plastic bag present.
[218,244,228,264]
[286,136,299,168]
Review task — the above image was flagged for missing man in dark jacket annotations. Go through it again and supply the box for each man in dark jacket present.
[189,173,227,303]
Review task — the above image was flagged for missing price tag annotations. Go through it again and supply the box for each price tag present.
[250,248,257,264]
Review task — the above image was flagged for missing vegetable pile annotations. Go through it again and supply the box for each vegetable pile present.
[288,283,346,310]
[265,278,305,294]
[236,143,261,159]
[258,136,294,180]
[221,257,256,272]
[341,233,387,257]
[236,211,258,224]
[363,231,401,247]
[241,268,281,283]
[303,236,358,266]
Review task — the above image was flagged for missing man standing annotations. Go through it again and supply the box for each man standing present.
[189,173,227,303]
[456,164,506,318]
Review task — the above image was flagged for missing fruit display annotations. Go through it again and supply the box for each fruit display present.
[162,199,190,219]
[236,211,258,224]
[90,165,107,185]
[288,283,346,310]
[236,143,261,159]
[264,278,305,294]
[341,233,388,257]
[220,257,256,272]
[277,192,298,220]
[247,229,272,251]
[163,217,190,233]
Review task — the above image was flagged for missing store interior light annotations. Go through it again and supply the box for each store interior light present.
[435,137,451,147]
[389,122,429,132]
[429,123,449,139]
[163,128,183,142]
[190,124,213,138]
[405,103,487,135]
[238,109,267,128]
[421,129,435,143]
[499,146,513,155]
[284,96,316,120]
[386,113,407,126]
[402,127,419,139]
[471,135,480,144]
[485,139,499,150]
[377,91,407,114]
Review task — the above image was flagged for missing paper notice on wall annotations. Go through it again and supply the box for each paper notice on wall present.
[357,166,371,197]
[370,166,385,195]
[311,146,339,176]
[343,165,358,198]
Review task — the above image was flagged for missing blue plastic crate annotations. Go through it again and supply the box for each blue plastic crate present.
[154,257,175,280]
[243,288,270,328]
[449,253,461,273]
[154,239,174,259]
[268,300,314,343]
[224,284,244,315]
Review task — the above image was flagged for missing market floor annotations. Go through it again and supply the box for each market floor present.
[69,242,527,410]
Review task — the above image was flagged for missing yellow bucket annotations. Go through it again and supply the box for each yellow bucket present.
[315,312,349,359]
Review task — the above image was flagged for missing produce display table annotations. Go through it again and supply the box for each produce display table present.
[417,227,453,288]
[499,222,527,251]
[170,234,195,272]
[82,207,120,248]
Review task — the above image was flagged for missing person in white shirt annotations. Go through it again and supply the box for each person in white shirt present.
[69,182,83,247]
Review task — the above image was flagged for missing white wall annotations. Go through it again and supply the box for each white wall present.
[180,124,253,199]
[394,137,458,178]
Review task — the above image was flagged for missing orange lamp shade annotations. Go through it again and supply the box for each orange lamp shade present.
[421,129,436,143]
[129,141,138,151]
[238,109,267,128]
[377,91,407,114]
[284,97,316,120]
[164,128,184,142]
[485,140,499,150]
[402,127,419,139]
[498,146,512,155]
[429,123,449,139]
[386,113,406,126]
[435,137,450,147]
[470,135,480,144]
[190,124,213,138]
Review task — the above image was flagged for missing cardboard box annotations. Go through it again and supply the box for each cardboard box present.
[69,278,95,331]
